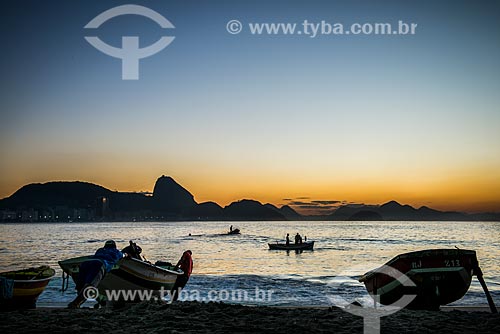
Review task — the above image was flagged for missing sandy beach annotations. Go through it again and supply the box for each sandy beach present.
[1,302,499,334]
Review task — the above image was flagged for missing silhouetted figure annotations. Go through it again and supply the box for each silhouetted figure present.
[230,225,233,232]
[68,240,129,309]
[286,233,290,246]
[295,233,301,245]
[121,240,142,260]
[304,236,307,242]
[170,250,193,302]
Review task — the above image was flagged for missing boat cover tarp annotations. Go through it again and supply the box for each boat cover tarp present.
[0,277,14,300]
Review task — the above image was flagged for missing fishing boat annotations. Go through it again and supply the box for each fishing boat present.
[59,256,183,303]
[0,266,56,309]
[359,249,498,312]
[268,241,314,251]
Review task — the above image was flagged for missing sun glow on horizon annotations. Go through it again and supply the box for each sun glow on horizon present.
[1,162,499,215]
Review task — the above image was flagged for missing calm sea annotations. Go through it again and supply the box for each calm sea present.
[0,221,499,307]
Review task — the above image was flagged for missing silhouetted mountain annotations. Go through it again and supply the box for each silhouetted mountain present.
[415,206,468,221]
[416,205,441,218]
[279,205,302,220]
[189,201,224,219]
[0,181,154,218]
[468,212,500,221]
[348,210,383,221]
[152,176,196,215]
[330,204,377,220]
[330,201,474,221]
[108,192,152,213]
[379,201,417,220]
[0,177,291,221]
[1,178,497,222]
[225,200,285,220]
[264,204,302,220]
[0,181,113,209]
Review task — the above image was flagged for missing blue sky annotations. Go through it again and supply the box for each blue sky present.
[1,0,499,213]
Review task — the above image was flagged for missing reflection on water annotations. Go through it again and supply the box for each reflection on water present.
[0,221,498,306]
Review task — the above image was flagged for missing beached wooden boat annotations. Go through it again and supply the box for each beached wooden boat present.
[0,266,55,309]
[359,249,497,312]
[58,256,183,302]
[268,241,314,251]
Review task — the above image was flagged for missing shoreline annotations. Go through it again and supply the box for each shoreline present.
[1,302,499,333]
[34,303,495,312]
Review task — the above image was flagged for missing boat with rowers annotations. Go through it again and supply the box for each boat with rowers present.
[268,241,315,251]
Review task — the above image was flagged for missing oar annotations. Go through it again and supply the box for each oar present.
[474,266,498,313]
[30,267,49,280]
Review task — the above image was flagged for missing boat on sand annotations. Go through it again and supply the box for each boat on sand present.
[0,266,55,309]
[59,256,183,303]
[359,248,498,312]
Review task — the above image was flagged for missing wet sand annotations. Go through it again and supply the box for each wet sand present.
[1,302,499,333]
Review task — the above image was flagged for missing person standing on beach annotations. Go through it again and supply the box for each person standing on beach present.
[68,240,129,309]
[170,250,193,302]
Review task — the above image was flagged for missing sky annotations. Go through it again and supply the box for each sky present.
[1,0,500,214]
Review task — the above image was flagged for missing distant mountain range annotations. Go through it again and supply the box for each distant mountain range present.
[0,176,498,221]
[0,176,293,221]
[327,200,499,221]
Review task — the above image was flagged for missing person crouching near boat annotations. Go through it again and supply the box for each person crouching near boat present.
[68,240,130,309]
[170,250,193,302]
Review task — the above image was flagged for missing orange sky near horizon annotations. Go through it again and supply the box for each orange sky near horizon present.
[1,157,499,214]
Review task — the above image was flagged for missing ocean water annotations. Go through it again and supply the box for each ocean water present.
[0,221,498,307]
